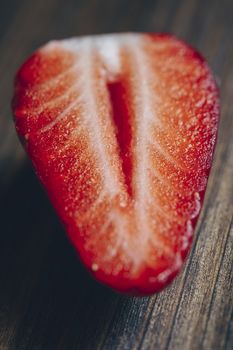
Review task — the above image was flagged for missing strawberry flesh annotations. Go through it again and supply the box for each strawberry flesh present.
[12,33,219,295]
[107,80,133,196]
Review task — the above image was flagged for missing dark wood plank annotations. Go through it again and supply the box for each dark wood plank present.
[0,0,232,349]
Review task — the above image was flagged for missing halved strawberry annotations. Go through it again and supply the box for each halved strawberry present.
[12,33,219,295]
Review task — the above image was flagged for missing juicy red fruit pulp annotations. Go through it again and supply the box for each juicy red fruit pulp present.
[12,33,219,295]
[107,80,133,197]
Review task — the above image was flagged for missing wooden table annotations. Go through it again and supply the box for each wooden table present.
[0,0,232,349]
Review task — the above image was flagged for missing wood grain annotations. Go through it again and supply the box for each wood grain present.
[0,0,232,349]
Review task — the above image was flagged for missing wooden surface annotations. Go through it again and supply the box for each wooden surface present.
[0,0,232,349]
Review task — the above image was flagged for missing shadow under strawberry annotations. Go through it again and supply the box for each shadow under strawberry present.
[0,161,124,350]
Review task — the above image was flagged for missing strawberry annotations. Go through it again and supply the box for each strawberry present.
[12,33,219,295]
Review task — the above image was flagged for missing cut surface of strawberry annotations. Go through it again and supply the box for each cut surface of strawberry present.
[12,33,219,295]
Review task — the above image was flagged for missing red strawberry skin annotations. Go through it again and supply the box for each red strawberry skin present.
[12,33,219,295]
